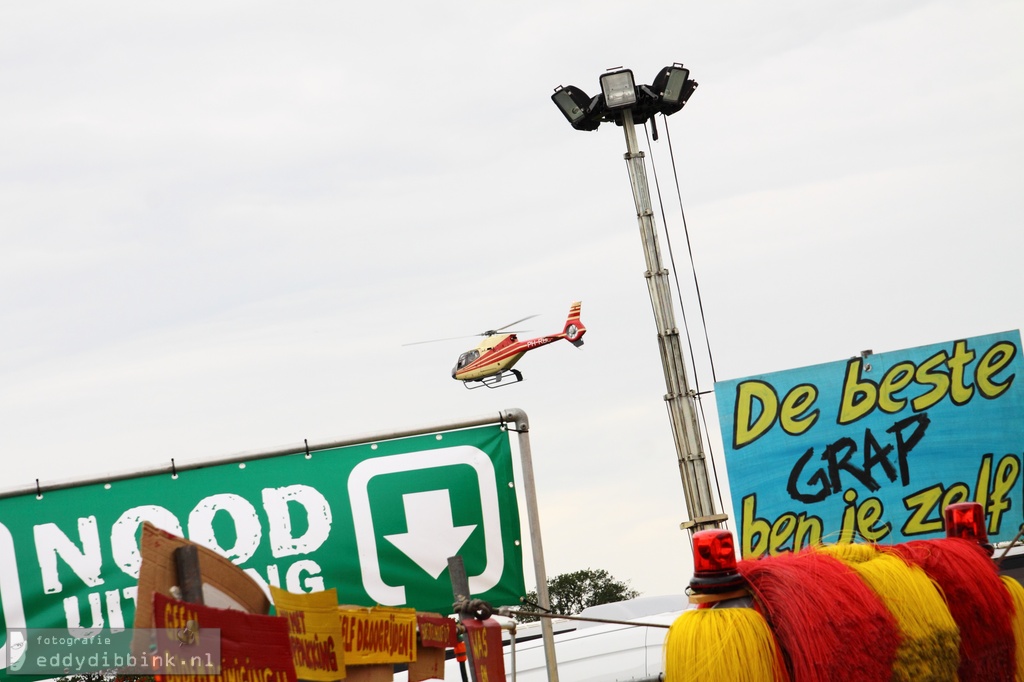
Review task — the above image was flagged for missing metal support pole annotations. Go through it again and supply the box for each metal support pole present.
[500,408,559,682]
[619,109,726,532]
[449,556,481,682]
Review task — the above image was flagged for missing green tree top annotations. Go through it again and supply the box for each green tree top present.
[518,568,639,622]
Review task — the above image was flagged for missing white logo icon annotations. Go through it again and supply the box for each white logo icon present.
[347,446,504,604]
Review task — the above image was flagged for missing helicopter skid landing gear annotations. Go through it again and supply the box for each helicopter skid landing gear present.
[465,369,524,389]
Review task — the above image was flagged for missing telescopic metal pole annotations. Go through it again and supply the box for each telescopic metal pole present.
[618,109,726,533]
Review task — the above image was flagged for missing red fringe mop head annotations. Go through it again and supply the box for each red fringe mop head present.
[815,543,960,681]
[1000,574,1024,681]
[665,530,789,682]
[884,537,1015,682]
[738,547,900,682]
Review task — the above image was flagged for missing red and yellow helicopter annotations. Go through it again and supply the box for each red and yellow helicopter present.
[407,302,587,389]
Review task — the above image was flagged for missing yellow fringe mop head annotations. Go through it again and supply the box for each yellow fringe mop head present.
[665,607,789,682]
[816,543,960,682]
[665,529,789,682]
[885,538,1015,681]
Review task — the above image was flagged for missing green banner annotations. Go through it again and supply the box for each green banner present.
[0,424,525,678]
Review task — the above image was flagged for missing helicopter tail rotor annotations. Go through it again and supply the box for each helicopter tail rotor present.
[562,301,586,347]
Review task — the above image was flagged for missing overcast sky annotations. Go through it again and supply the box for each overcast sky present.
[2,1,1022,599]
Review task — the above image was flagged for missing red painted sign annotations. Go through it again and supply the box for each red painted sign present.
[462,618,505,682]
[416,614,457,649]
[153,593,297,682]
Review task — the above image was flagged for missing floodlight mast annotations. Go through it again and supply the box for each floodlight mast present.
[619,107,723,533]
[553,65,726,534]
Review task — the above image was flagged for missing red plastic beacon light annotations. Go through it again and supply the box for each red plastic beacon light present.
[689,529,745,593]
[943,501,994,556]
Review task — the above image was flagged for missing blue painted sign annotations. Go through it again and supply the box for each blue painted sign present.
[714,331,1024,557]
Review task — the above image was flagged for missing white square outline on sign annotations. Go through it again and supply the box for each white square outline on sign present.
[347,445,505,605]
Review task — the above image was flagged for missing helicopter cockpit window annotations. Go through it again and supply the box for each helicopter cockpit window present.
[456,350,480,369]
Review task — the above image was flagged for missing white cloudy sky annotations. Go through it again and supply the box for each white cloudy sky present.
[2,1,1022,599]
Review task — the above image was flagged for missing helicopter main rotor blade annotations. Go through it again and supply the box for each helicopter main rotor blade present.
[404,313,540,346]
[494,314,539,332]
[402,334,481,347]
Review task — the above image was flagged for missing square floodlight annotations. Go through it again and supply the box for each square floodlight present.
[552,85,591,126]
[655,65,690,105]
[600,69,636,110]
[653,64,696,115]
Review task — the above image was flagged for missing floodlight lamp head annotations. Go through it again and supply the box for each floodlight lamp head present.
[653,63,696,116]
[552,86,587,125]
[599,69,637,110]
[552,85,601,131]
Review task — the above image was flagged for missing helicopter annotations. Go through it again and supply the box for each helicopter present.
[407,301,587,389]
